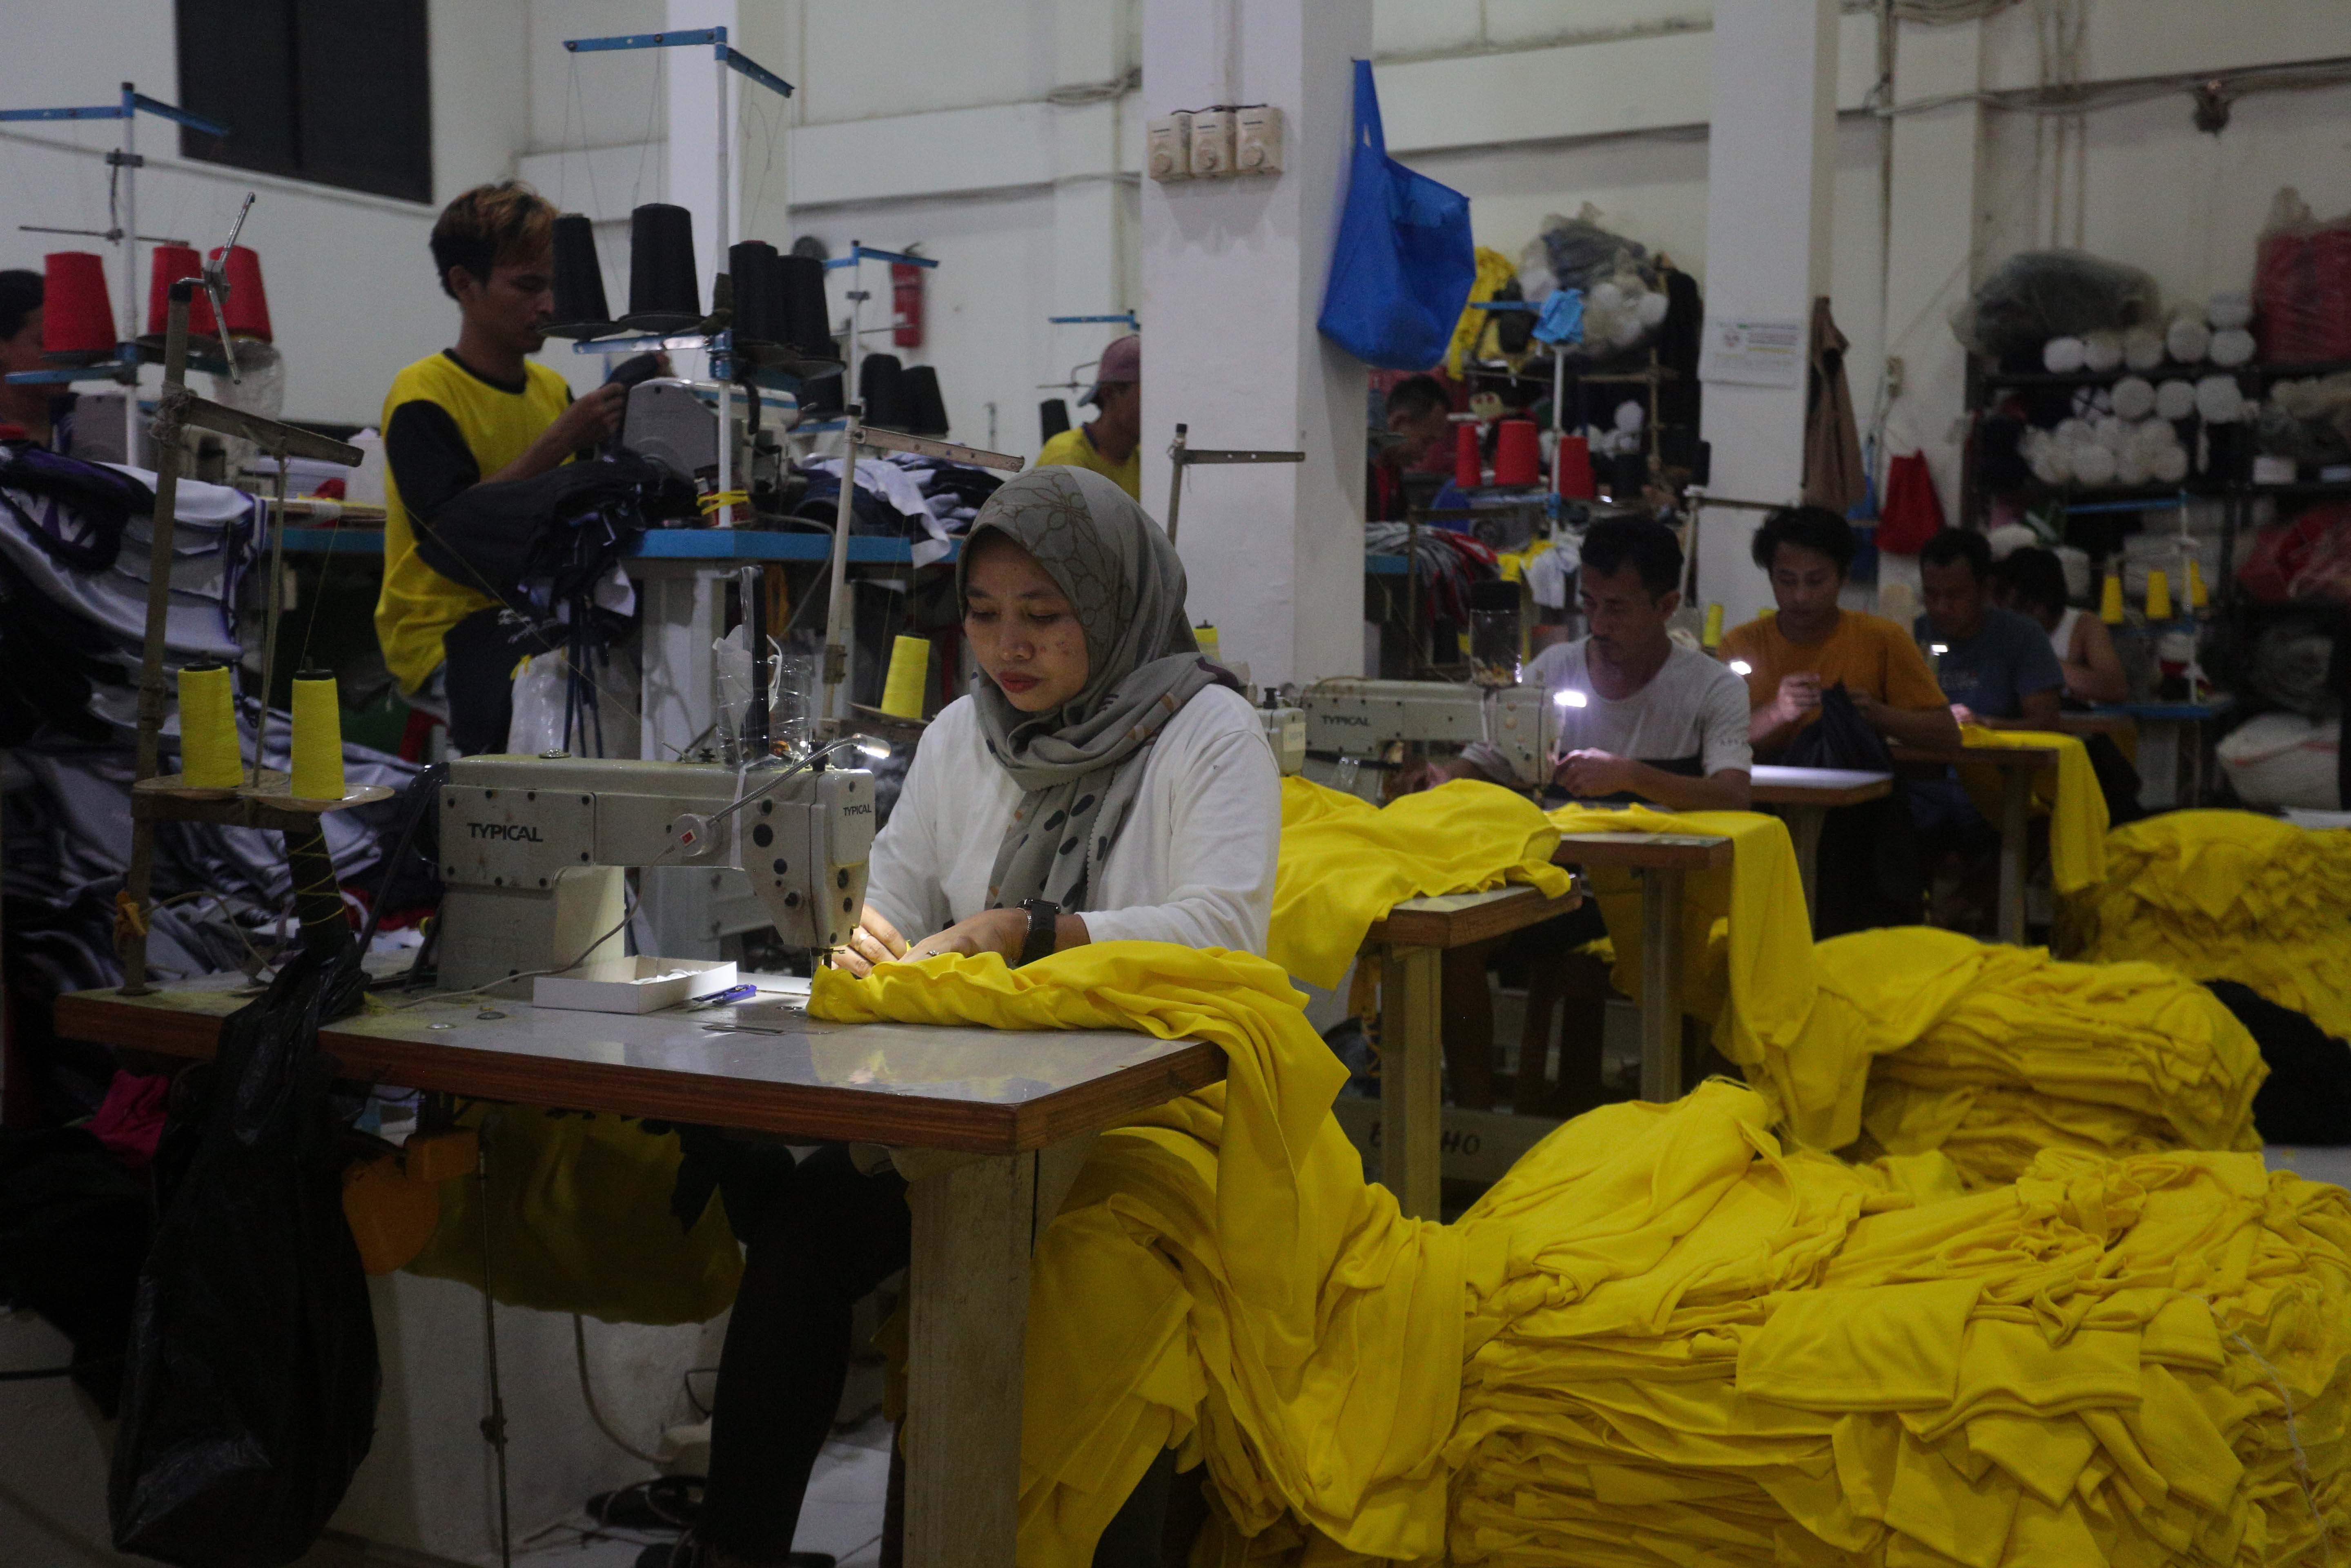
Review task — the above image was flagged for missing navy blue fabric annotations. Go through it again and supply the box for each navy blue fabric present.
[1316,60,1475,371]
[1913,606,2063,719]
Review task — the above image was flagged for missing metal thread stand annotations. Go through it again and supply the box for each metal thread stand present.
[1,82,230,457]
[1161,424,1303,544]
[824,242,939,429]
[117,258,363,995]
[562,27,798,519]
[821,412,1023,726]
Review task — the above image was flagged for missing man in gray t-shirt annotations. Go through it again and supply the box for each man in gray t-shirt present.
[1522,519,1753,811]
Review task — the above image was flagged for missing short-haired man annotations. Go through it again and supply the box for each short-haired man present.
[1524,517,1752,811]
[1037,332,1140,499]
[372,181,626,735]
[0,269,76,450]
[1370,372,1453,520]
[1727,505,1959,757]
[1915,528,2064,729]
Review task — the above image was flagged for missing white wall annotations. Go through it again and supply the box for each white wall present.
[0,0,528,427]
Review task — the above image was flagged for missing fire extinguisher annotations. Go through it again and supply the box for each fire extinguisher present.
[891,261,924,349]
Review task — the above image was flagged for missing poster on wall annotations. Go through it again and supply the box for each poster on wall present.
[1700,316,1804,388]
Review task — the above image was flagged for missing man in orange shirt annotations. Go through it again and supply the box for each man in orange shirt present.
[1724,505,1959,758]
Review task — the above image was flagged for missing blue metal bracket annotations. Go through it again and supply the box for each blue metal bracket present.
[5,343,140,387]
[823,244,938,271]
[1050,313,1139,328]
[0,84,226,137]
[562,27,794,98]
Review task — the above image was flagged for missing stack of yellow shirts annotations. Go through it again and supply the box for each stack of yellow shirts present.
[1722,927,2266,1184]
[1269,777,1571,989]
[1449,1086,2351,1568]
[811,944,2346,1568]
[2066,810,2351,1041]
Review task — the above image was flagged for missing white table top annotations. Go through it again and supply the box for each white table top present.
[1750,764,1896,791]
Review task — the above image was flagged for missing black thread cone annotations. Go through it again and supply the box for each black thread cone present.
[624,203,700,332]
[902,365,949,436]
[1039,398,1070,442]
[859,354,905,428]
[728,241,783,346]
[779,254,835,361]
[546,214,614,338]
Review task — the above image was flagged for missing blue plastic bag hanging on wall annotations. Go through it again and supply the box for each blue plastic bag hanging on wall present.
[1317,59,1476,370]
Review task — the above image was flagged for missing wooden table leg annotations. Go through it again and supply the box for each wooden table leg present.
[1638,868,1685,1102]
[1996,769,2032,946]
[1784,805,1826,929]
[902,1151,1037,1568]
[1379,944,1443,1220]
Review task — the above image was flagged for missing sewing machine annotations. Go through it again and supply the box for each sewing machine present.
[1297,679,1558,800]
[623,376,793,513]
[433,753,873,994]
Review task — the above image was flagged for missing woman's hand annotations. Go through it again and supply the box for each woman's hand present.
[904,907,1029,965]
[833,905,909,978]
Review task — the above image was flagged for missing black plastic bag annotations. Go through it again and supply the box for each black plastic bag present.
[109,940,377,1567]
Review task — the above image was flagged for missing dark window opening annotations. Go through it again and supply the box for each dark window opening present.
[176,0,432,204]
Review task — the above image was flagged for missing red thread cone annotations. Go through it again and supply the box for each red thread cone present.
[1454,421,1483,489]
[1494,419,1540,486]
[144,245,216,338]
[1553,433,1596,500]
[42,252,116,356]
[210,245,272,341]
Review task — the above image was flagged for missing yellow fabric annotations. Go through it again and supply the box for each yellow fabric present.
[811,945,2351,1567]
[374,352,573,693]
[2067,809,2351,1041]
[1269,777,1571,989]
[1446,247,1519,379]
[1952,724,2109,894]
[1723,610,1948,739]
[1544,804,1817,1067]
[809,943,1465,1564]
[403,1102,742,1325]
[1037,426,1141,500]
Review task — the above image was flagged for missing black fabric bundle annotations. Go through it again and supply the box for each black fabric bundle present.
[2206,980,2351,1145]
[1780,685,1925,936]
[625,203,701,331]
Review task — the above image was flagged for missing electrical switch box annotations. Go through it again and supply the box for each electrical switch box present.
[1147,113,1192,182]
[1235,105,1284,176]
[1189,109,1235,178]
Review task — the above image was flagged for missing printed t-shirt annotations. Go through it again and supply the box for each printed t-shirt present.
[374,350,573,693]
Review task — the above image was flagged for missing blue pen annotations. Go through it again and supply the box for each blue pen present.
[685,982,760,1010]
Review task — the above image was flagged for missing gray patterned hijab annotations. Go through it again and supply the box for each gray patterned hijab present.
[960,466,1231,913]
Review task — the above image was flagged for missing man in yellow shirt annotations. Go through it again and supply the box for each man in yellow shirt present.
[1036,332,1140,499]
[374,181,625,748]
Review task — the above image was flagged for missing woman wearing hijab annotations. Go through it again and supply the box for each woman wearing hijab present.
[661,466,1279,1568]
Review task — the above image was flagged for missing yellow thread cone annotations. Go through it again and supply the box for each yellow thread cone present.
[879,635,929,721]
[1702,603,1724,648]
[176,663,242,788]
[1196,622,1221,664]
[2145,568,2171,622]
[290,670,345,800]
[2187,558,2208,610]
[2100,573,2125,624]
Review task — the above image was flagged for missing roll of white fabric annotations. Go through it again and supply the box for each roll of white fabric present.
[2072,442,2118,486]
[2167,316,2212,364]
[2155,379,2198,421]
[2196,374,2246,423]
[2211,328,2256,367]
[1614,399,1646,434]
[2055,416,2095,448]
[2043,336,2089,373]
[2150,443,2191,483]
[1636,290,1669,326]
[2123,326,2166,371]
[2208,292,2254,330]
[2113,376,2157,419]
[2094,416,2129,451]
[2082,330,2124,372]
[2032,447,2072,486]
[2115,444,2152,486]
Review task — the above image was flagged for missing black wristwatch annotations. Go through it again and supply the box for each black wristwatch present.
[1016,898,1061,967]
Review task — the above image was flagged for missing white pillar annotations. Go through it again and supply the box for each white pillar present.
[1695,0,1840,630]
[1140,0,1370,689]
[1882,19,1986,539]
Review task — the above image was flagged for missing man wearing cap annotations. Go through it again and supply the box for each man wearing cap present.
[1037,331,1141,499]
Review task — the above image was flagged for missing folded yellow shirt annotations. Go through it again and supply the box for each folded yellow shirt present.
[1952,724,2108,894]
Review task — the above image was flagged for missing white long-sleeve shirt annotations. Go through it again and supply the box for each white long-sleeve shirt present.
[864,685,1280,954]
